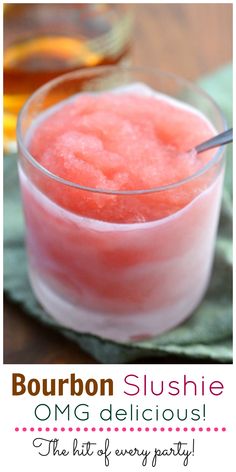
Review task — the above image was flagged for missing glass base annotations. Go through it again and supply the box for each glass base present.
[29,267,207,342]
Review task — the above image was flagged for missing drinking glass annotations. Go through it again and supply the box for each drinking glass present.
[17,66,226,342]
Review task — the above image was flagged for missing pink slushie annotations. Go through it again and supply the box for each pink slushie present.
[19,83,224,341]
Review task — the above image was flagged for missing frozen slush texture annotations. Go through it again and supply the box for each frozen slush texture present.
[28,84,215,222]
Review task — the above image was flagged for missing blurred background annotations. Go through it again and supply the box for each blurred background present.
[4,3,232,152]
[4,3,232,364]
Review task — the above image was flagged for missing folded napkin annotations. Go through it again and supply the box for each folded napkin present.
[4,64,232,363]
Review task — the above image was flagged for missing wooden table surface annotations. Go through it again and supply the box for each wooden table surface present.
[4,3,232,364]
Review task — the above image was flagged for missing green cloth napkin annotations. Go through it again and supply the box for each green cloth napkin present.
[4,64,232,363]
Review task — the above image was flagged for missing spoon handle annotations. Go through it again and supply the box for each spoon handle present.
[195,128,233,154]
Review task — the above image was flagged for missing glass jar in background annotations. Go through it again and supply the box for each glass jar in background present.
[4,3,133,152]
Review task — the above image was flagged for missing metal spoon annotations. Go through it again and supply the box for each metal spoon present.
[193,128,233,155]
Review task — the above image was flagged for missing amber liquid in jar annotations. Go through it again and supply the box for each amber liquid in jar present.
[4,3,132,151]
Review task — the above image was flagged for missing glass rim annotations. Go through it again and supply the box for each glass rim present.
[17,65,227,196]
